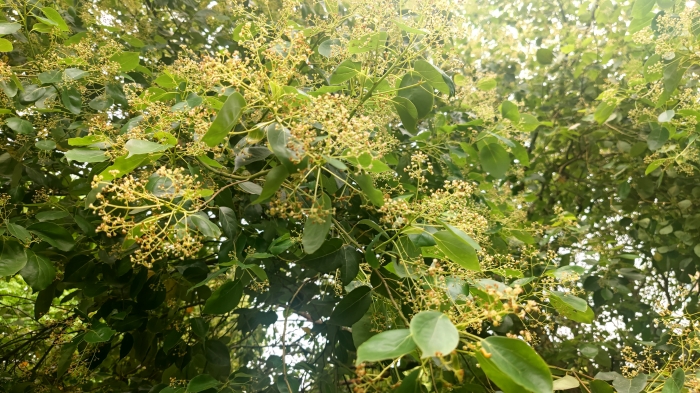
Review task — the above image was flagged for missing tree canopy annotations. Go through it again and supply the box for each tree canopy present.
[1,0,700,392]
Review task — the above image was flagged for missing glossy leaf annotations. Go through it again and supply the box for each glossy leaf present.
[201,92,246,147]
[0,239,27,277]
[302,193,332,254]
[203,280,243,314]
[409,311,459,358]
[433,230,480,271]
[330,286,372,326]
[481,336,553,393]
[27,222,75,251]
[355,329,416,364]
[19,250,55,291]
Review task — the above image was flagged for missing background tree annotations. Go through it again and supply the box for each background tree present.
[1,0,699,393]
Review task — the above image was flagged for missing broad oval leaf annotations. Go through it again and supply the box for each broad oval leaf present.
[549,291,595,323]
[27,222,75,251]
[330,286,372,326]
[203,280,243,314]
[479,143,510,179]
[480,336,553,393]
[330,59,361,84]
[64,148,108,163]
[355,329,416,364]
[186,374,220,393]
[219,207,238,239]
[20,250,55,291]
[0,239,27,277]
[397,72,434,119]
[433,230,480,271]
[124,139,171,156]
[409,311,459,358]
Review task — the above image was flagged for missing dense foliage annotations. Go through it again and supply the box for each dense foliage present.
[2,0,700,392]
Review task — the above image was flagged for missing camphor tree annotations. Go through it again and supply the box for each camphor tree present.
[1,0,700,392]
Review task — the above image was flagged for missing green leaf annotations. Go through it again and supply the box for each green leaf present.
[318,38,341,57]
[252,165,289,204]
[442,222,481,251]
[27,222,75,251]
[479,143,510,179]
[122,34,145,47]
[38,70,62,84]
[266,123,303,169]
[189,213,221,238]
[88,96,114,111]
[188,268,230,293]
[339,246,361,285]
[395,369,422,393]
[219,207,238,239]
[512,141,530,166]
[84,325,116,343]
[476,351,524,393]
[658,109,674,123]
[553,376,580,390]
[647,124,669,151]
[392,96,419,134]
[41,7,70,31]
[355,329,416,364]
[61,87,82,114]
[632,0,655,18]
[661,368,684,393]
[0,38,12,52]
[64,32,87,45]
[110,51,140,72]
[68,135,107,146]
[590,380,614,393]
[203,279,243,314]
[303,193,332,254]
[186,375,220,393]
[414,59,454,96]
[6,117,34,134]
[63,68,90,81]
[394,20,429,34]
[397,72,434,119]
[56,341,77,377]
[330,59,361,84]
[35,140,56,151]
[645,159,664,175]
[481,336,553,393]
[19,250,55,291]
[7,222,31,242]
[409,311,459,358]
[501,100,520,122]
[433,230,480,271]
[536,48,554,64]
[0,23,21,35]
[594,101,615,124]
[64,148,108,163]
[124,139,171,156]
[239,181,262,194]
[549,290,595,323]
[348,32,388,54]
[201,92,246,147]
[99,153,149,181]
[613,374,647,393]
[0,239,27,277]
[330,286,372,326]
[354,174,384,207]
[477,78,497,91]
